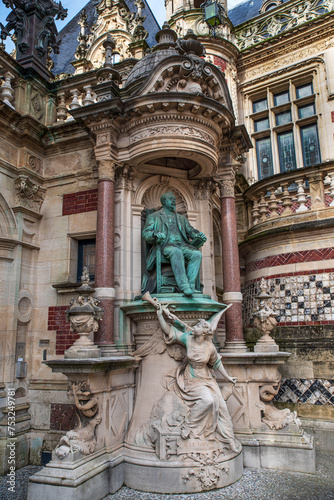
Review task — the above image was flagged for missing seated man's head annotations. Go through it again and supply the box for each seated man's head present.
[161,192,176,212]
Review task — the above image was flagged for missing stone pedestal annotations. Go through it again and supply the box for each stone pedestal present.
[27,357,136,500]
[122,294,243,493]
[219,352,315,473]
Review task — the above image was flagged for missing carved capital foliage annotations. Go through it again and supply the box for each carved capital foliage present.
[97,159,117,180]
[215,165,238,198]
[14,175,46,213]
[115,164,137,191]
[193,179,216,200]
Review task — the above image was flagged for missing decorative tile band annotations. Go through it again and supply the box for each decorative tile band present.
[275,378,334,406]
[246,247,334,274]
[243,270,334,326]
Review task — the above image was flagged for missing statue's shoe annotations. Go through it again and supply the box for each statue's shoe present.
[182,287,193,296]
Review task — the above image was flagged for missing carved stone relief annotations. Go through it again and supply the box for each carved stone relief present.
[14,175,46,213]
[257,383,301,430]
[131,126,215,146]
[235,0,334,50]
[55,381,101,459]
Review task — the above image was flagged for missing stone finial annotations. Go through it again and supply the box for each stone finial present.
[176,30,206,57]
[103,34,116,68]
[95,34,120,86]
[75,8,89,61]
[253,278,279,352]
[0,0,68,80]
[155,22,178,48]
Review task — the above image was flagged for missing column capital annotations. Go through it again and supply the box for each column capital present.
[192,178,216,200]
[97,159,117,181]
[215,169,238,198]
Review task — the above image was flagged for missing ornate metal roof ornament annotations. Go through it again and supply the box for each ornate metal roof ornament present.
[0,0,67,79]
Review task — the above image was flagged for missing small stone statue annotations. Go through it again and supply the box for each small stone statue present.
[55,382,101,459]
[142,191,207,296]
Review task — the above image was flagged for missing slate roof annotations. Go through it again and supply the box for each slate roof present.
[228,0,289,26]
[126,48,177,86]
[52,0,160,75]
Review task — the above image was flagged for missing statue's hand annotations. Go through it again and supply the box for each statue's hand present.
[198,232,207,241]
[154,232,166,243]
[229,377,237,385]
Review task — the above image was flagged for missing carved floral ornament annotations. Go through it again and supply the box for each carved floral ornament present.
[14,175,46,213]
[145,58,232,111]
[235,0,334,50]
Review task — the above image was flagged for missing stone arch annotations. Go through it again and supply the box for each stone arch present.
[142,184,187,215]
[134,175,196,213]
[0,192,18,239]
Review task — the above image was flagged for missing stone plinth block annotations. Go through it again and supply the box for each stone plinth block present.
[28,357,136,500]
[124,449,243,494]
[219,352,316,474]
[122,294,243,493]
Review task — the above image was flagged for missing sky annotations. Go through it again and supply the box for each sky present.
[0,0,244,53]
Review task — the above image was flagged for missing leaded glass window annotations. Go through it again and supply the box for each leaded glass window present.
[296,83,313,99]
[253,98,268,113]
[256,137,274,179]
[298,103,316,119]
[273,91,290,106]
[275,110,292,126]
[77,239,96,281]
[277,131,297,172]
[254,117,270,131]
[300,124,321,166]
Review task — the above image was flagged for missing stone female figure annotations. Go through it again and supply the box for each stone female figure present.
[152,297,241,454]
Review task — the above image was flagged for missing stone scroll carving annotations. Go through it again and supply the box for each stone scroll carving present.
[55,381,101,459]
[133,294,241,489]
[257,383,301,431]
[14,175,46,213]
[235,0,334,50]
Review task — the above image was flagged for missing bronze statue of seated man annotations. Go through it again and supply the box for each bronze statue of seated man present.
[142,192,207,297]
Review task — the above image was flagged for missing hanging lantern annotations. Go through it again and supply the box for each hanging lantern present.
[203,1,222,28]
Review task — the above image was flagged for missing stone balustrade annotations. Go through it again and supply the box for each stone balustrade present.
[243,162,334,232]
[56,85,97,123]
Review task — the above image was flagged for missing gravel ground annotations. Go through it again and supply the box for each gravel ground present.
[1,453,334,500]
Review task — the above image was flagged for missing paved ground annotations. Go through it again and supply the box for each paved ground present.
[1,452,334,500]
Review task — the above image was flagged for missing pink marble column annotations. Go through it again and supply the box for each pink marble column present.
[94,159,116,351]
[219,169,248,352]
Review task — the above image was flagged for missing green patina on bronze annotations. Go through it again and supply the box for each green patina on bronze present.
[141,191,207,297]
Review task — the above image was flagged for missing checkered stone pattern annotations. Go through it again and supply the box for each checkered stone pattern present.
[274,378,334,406]
[243,271,334,326]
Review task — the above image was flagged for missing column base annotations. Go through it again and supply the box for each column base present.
[221,340,249,353]
[64,346,101,359]
[99,344,119,357]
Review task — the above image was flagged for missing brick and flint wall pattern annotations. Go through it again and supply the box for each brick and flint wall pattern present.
[48,306,79,355]
[62,189,98,216]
